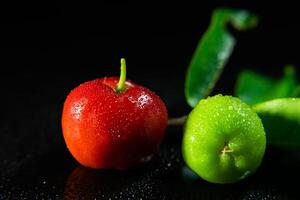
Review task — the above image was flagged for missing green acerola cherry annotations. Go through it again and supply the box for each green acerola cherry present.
[182,95,266,184]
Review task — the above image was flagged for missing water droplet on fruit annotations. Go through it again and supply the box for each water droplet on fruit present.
[191,136,195,142]
[128,96,137,103]
[71,98,88,120]
[137,94,152,108]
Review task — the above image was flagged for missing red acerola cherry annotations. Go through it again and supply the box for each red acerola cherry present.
[61,59,168,170]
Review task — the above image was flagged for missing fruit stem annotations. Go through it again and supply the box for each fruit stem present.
[116,58,127,92]
[168,115,187,126]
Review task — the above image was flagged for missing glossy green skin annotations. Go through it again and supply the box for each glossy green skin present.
[185,8,258,107]
[182,95,266,184]
[253,98,300,150]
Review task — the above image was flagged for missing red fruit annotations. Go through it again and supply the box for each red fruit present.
[61,59,168,170]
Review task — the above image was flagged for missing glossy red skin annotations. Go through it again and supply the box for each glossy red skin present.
[62,77,168,170]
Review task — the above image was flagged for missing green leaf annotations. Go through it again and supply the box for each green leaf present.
[292,85,300,97]
[253,98,300,150]
[235,65,298,105]
[235,70,274,105]
[185,8,258,107]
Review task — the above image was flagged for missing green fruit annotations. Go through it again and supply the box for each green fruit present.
[182,95,266,184]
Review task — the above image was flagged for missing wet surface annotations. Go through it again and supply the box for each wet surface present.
[1,100,300,200]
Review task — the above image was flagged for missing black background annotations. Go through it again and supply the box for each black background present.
[1,1,300,199]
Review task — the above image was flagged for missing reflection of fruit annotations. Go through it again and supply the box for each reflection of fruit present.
[182,95,266,183]
[62,59,168,169]
[64,166,125,199]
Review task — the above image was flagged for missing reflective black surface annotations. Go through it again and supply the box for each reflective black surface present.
[1,123,300,199]
[1,1,300,199]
